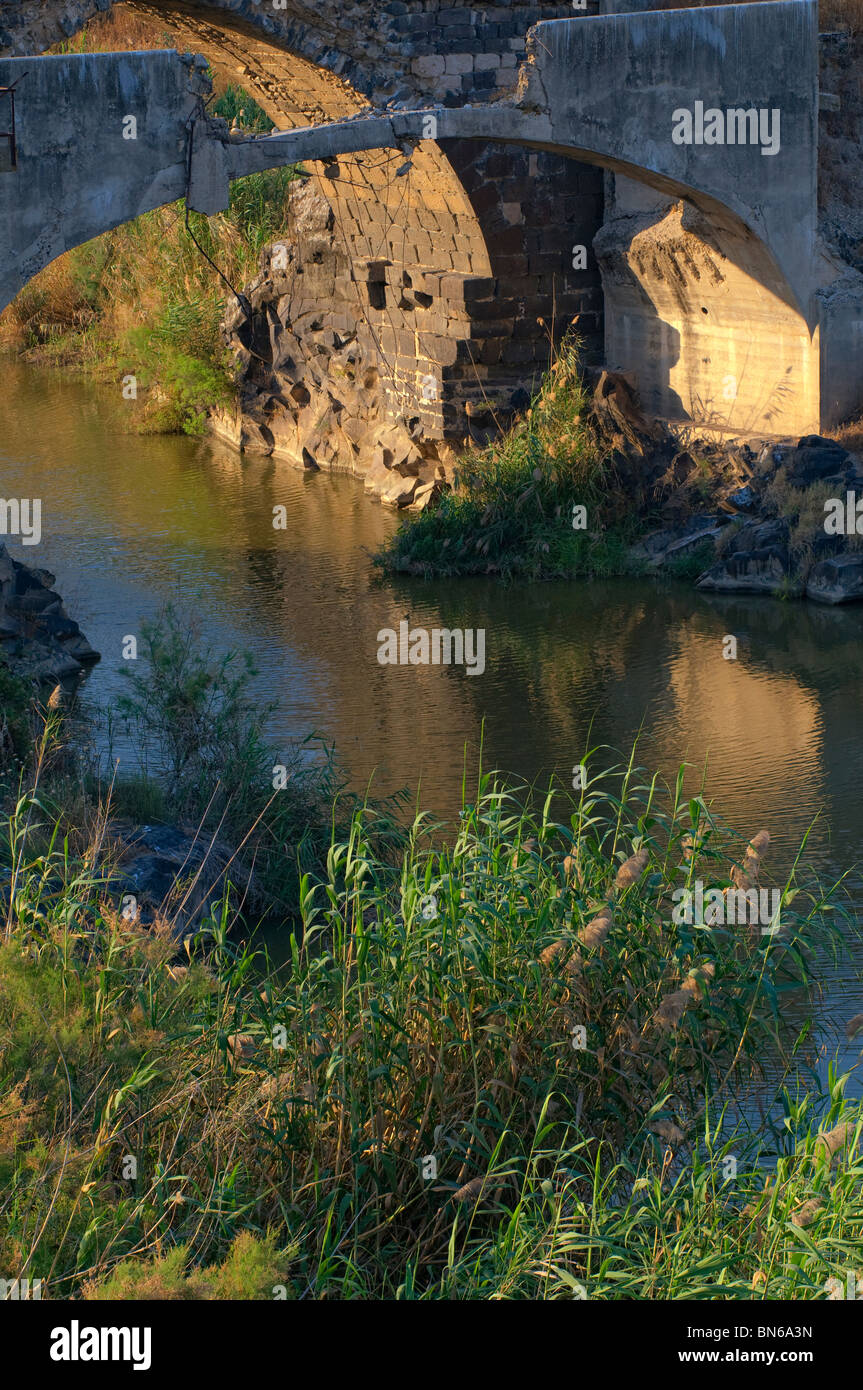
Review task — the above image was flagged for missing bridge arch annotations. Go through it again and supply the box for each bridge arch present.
[3,0,858,444]
[2,1,606,458]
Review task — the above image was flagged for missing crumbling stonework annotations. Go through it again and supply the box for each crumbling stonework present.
[211,179,453,507]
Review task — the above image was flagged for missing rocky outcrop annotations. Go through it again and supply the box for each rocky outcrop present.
[212,180,452,509]
[697,519,800,598]
[806,554,863,605]
[617,420,863,605]
[106,822,236,938]
[693,434,863,600]
[0,544,100,687]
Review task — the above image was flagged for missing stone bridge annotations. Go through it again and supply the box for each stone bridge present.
[1,0,861,456]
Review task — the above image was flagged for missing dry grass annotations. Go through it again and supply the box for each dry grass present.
[829,415,863,454]
[0,256,96,352]
[764,466,863,554]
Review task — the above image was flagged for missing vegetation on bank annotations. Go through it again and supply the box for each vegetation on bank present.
[1,608,361,924]
[377,341,644,582]
[1,637,861,1299]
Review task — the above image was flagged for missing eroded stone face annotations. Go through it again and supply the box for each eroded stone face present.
[595,198,823,436]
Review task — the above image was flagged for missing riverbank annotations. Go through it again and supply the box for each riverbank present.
[374,343,863,601]
[0,542,100,690]
[1,671,861,1297]
[1,478,861,1299]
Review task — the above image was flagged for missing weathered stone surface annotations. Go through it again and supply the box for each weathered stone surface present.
[105,823,237,938]
[0,543,100,689]
[697,549,800,597]
[217,180,462,504]
[784,436,851,487]
[726,486,757,513]
[696,519,799,595]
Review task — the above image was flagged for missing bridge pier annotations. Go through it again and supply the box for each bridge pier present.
[2,0,862,447]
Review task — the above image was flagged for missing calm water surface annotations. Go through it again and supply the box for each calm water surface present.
[1,361,861,1096]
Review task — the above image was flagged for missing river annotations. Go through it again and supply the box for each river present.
[1,359,861,1090]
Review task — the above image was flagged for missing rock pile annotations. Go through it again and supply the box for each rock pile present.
[618,407,863,603]
[695,435,863,602]
[0,543,100,687]
[106,822,237,940]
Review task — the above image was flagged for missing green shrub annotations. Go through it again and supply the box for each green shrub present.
[111,603,362,915]
[86,1232,294,1300]
[213,85,272,134]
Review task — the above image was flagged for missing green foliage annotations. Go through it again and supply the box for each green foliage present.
[125,332,233,436]
[226,167,304,258]
[4,81,301,434]
[111,604,356,915]
[213,85,272,134]
[662,538,717,582]
[117,603,269,811]
[377,339,638,581]
[87,1232,294,1300]
[0,665,33,782]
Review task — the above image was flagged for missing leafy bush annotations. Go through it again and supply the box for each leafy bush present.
[86,1233,294,1300]
[110,604,364,915]
[116,604,268,810]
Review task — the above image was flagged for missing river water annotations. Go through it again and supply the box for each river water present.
[1,360,861,1090]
